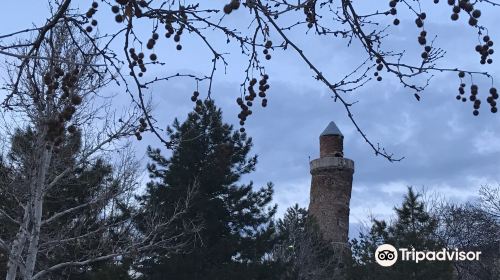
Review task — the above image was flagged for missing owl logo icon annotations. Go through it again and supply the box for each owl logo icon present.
[375,244,398,267]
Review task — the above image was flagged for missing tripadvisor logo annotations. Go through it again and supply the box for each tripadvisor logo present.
[374,244,482,267]
[375,244,398,267]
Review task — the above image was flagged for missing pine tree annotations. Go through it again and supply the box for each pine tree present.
[349,187,453,280]
[136,100,277,279]
[0,128,133,280]
[0,157,17,278]
[272,204,338,280]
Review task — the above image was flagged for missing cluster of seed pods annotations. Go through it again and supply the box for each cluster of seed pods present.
[43,67,82,148]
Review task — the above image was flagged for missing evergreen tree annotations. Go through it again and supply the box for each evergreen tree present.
[0,157,16,278]
[349,187,453,280]
[136,100,277,279]
[0,128,133,280]
[272,204,338,280]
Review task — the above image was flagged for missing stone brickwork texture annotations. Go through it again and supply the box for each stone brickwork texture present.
[309,123,354,279]
[320,135,344,157]
[310,129,354,250]
[309,166,353,244]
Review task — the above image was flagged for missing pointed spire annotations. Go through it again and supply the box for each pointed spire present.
[320,121,343,137]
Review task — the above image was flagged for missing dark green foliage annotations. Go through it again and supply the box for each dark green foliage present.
[136,100,277,279]
[0,156,16,277]
[0,128,132,279]
[66,260,133,280]
[349,187,453,280]
[272,205,339,280]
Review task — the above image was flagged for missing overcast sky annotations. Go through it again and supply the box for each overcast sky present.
[1,1,500,238]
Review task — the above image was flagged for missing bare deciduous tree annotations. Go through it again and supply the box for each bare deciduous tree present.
[435,185,500,280]
[271,205,340,280]
[1,0,499,161]
[0,24,201,280]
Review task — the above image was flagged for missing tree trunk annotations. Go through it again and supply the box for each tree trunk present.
[23,147,51,279]
[5,207,30,280]
[6,133,52,280]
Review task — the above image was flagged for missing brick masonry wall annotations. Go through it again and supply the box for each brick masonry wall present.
[309,166,353,244]
[320,135,344,157]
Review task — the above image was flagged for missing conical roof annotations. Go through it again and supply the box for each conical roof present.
[320,121,343,137]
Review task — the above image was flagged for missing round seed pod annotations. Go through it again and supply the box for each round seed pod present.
[415,18,423,28]
[469,17,478,26]
[71,95,82,105]
[230,0,241,10]
[223,4,232,14]
[68,125,77,133]
[115,14,124,23]
[472,9,481,18]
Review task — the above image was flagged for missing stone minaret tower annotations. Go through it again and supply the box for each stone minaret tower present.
[309,121,354,255]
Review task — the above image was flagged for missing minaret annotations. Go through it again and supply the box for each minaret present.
[309,121,354,254]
